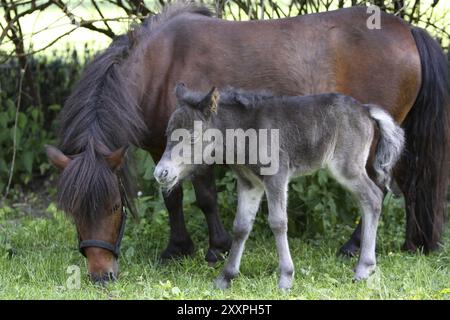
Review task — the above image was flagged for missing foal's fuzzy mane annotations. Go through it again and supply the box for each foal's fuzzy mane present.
[57,2,213,225]
[177,85,276,110]
[218,87,275,108]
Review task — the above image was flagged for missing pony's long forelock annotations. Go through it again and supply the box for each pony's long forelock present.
[56,1,213,222]
[57,141,119,227]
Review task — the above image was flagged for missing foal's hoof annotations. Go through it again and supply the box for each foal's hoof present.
[338,241,360,258]
[160,240,195,262]
[353,264,376,281]
[214,275,231,290]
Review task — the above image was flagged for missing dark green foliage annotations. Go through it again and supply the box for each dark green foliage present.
[0,46,94,193]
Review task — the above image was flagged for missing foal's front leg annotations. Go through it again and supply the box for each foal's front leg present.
[264,177,295,290]
[215,179,264,289]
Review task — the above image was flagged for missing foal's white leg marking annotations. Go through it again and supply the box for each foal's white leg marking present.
[265,179,294,290]
[215,179,264,290]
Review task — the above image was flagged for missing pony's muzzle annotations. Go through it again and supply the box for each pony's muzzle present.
[85,247,119,285]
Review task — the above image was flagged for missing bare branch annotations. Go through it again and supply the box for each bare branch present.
[0,0,53,45]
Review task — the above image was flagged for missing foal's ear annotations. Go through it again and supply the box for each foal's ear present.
[198,87,220,116]
[45,145,71,170]
[105,146,128,170]
[174,82,199,107]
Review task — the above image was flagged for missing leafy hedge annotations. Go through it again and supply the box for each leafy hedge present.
[0,46,94,192]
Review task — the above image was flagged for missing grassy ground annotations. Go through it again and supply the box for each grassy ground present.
[0,193,449,300]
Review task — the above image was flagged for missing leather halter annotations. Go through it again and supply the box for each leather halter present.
[78,177,131,258]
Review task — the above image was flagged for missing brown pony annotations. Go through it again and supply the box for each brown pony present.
[46,2,449,283]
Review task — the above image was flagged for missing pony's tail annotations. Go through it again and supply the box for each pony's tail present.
[398,27,449,252]
[366,106,405,190]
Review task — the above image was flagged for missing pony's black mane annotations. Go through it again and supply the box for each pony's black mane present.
[57,2,213,225]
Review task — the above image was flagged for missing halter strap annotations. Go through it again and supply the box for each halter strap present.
[78,176,130,258]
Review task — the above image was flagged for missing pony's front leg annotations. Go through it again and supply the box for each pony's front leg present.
[160,184,195,260]
[215,179,264,289]
[192,167,232,265]
[264,177,294,290]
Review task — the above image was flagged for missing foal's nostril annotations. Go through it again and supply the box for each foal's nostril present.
[162,169,168,178]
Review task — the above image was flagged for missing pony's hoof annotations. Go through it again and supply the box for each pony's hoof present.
[338,241,360,258]
[206,236,232,265]
[214,276,231,290]
[206,248,229,266]
[401,241,419,253]
[160,239,195,262]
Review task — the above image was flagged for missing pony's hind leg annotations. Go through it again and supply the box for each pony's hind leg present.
[331,164,383,280]
[192,167,232,265]
[264,176,294,290]
[215,178,264,289]
[339,223,361,257]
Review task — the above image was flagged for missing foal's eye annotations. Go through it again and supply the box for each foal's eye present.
[191,131,201,144]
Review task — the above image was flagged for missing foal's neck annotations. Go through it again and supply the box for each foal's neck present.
[213,104,257,131]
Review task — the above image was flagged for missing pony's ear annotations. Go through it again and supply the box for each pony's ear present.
[45,145,70,170]
[198,87,220,116]
[105,146,128,170]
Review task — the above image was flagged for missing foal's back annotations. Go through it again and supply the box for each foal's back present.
[250,93,375,175]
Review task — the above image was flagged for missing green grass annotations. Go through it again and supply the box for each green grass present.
[0,197,449,300]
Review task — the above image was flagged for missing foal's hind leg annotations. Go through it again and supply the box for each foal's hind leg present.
[353,176,383,280]
[192,167,232,265]
[339,169,385,257]
[215,179,264,289]
[331,166,383,280]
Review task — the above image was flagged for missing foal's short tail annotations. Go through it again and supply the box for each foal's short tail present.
[366,106,405,190]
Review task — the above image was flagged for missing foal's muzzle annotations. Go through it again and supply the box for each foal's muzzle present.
[154,164,178,187]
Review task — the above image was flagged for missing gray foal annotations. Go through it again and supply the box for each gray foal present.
[154,84,405,290]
